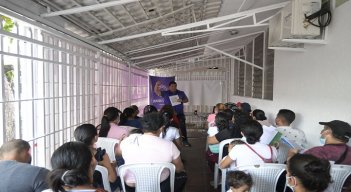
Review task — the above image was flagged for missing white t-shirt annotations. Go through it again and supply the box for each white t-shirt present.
[276,126,307,148]
[207,126,219,136]
[227,142,277,170]
[120,134,180,184]
[159,126,180,141]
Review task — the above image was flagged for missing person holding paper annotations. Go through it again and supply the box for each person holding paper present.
[275,109,307,149]
[161,81,190,147]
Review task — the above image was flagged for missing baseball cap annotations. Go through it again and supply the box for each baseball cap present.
[319,120,351,141]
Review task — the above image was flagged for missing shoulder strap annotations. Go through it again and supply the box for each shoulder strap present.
[244,143,272,162]
[335,145,349,164]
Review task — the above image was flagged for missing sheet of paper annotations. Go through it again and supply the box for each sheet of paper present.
[260,125,279,145]
[169,95,181,106]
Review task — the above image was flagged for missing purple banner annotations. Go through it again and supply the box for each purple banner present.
[149,76,175,109]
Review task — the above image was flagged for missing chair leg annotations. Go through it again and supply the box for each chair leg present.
[221,169,226,192]
[214,163,218,189]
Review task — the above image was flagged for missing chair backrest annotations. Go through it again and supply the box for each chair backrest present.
[237,163,286,192]
[118,163,175,192]
[328,164,351,192]
[277,140,292,164]
[218,138,239,163]
[96,137,119,162]
[95,165,112,192]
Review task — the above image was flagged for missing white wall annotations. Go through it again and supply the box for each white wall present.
[230,1,351,147]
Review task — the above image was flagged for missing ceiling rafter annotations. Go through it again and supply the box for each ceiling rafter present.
[97,2,288,44]
[69,0,112,31]
[88,4,194,39]
[40,0,138,17]
[130,31,263,60]
[96,0,126,28]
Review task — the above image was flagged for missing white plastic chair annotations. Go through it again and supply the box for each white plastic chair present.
[118,163,175,192]
[277,140,291,164]
[328,164,351,192]
[95,165,112,192]
[96,137,119,162]
[213,138,237,189]
[221,163,285,192]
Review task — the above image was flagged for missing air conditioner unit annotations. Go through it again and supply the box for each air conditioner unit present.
[269,0,322,47]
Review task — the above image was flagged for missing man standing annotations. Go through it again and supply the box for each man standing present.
[162,81,191,147]
[0,139,49,192]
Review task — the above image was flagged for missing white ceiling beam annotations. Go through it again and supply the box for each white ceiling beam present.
[143,52,204,69]
[98,2,288,44]
[206,45,263,69]
[90,4,193,39]
[126,31,220,55]
[133,47,204,65]
[162,24,268,36]
[41,0,138,17]
[211,15,248,29]
[130,31,262,60]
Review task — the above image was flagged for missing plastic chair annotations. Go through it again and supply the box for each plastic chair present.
[221,163,285,192]
[328,164,351,192]
[213,138,236,189]
[277,140,291,164]
[96,137,119,162]
[118,163,175,192]
[95,165,112,192]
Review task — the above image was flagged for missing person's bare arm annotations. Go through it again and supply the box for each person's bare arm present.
[100,153,117,182]
[172,155,185,173]
[219,155,233,169]
[207,135,219,144]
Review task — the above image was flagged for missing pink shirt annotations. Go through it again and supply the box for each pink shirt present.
[120,134,180,184]
[107,123,130,140]
[207,114,216,123]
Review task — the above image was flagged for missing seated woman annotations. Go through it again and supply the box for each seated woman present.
[207,103,226,127]
[220,120,277,170]
[206,112,230,170]
[159,105,182,150]
[252,109,271,127]
[98,107,130,140]
[286,153,331,192]
[119,107,143,129]
[74,124,119,191]
[143,104,158,115]
[46,142,106,192]
[116,112,187,192]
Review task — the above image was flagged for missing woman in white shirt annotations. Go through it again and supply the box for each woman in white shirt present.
[220,120,277,170]
[159,105,182,150]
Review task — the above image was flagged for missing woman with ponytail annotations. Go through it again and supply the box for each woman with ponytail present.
[286,153,331,192]
[46,142,106,192]
[220,120,277,170]
[99,107,129,140]
[118,107,143,129]
[159,105,182,150]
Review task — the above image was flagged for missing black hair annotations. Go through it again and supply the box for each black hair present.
[119,107,136,126]
[48,142,93,192]
[223,108,234,121]
[252,109,267,121]
[168,81,177,86]
[234,110,251,127]
[140,112,164,133]
[227,170,253,189]
[99,107,121,137]
[241,120,263,144]
[143,105,158,115]
[277,109,295,125]
[288,154,331,191]
[159,105,175,138]
[215,112,229,132]
[74,124,97,146]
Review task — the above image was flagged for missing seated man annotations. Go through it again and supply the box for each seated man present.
[275,109,307,148]
[0,139,49,192]
[289,120,351,191]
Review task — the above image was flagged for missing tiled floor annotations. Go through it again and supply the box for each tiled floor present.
[181,129,220,192]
